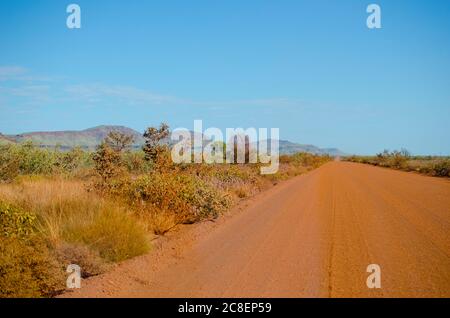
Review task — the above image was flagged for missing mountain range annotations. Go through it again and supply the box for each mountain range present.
[0,125,345,156]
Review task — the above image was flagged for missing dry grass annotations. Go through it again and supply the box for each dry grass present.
[137,207,179,235]
[0,178,99,244]
[0,176,150,296]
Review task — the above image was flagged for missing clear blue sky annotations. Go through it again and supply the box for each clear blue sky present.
[1,0,449,155]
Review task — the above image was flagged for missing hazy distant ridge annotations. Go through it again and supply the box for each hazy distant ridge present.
[3,125,345,156]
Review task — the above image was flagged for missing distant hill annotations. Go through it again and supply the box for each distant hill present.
[277,140,345,156]
[5,126,145,149]
[2,125,345,156]
[0,133,16,145]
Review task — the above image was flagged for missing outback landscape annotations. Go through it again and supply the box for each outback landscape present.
[0,124,333,297]
[0,124,449,297]
[1,0,450,301]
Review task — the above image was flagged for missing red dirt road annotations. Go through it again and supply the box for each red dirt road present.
[65,162,450,298]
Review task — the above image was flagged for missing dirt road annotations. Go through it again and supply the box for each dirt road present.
[66,162,450,298]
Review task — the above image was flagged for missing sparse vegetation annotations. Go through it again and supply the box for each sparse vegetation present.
[143,123,170,162]
[0,122,332,297]
[345,150,450,178]
[0,201,66,297]
[104,131,135,152]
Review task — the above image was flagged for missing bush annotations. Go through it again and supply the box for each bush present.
[0,201,36,238]
[142,123,169,163]
[122,150,152,174]
[0,145,21,182]
[104,131,134,152]
[92,142,124,182]
[55,242,108,278]
[0,143,81,181]
[0,201,65,298]
[431,159,450,177]
[178,174,231,221]
[129,173,231,224]
[16,142,56,175]
[0,236,65,298]
[55,147,90,174]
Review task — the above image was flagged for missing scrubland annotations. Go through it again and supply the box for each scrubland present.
[0,127,331,297]
[344,149,450,178]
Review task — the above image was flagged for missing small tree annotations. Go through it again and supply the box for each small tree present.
[104,131,134,152]
[0,145,20,182]
[142,123,170,162]
[92,142,123,182]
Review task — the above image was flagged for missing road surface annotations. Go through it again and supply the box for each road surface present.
[67,162,450,298]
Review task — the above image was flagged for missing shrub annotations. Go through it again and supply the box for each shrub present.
[129,173,231,224]
[122,150,152,174]
[0,145,21,182]
[431,159,450,177]
[179,174,231,221]
[0,201,36,238]
[130,173,189,218]
[16,142,56,175]
[104,131,134,152]
[0,143,71,181]
[0,201,65,298]
[55,242,108,278]
[142,123,170,163]
[208,164,259,188]
[0,236,65,298]
[55,147,89,173]
[92,142,124,184]
[387,150,409,169]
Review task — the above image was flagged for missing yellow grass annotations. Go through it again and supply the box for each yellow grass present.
[0,177,150,261]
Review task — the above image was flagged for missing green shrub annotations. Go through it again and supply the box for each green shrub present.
[177,174,231,221]
[0,201,36,239]
[55,147,90,173]
[0,145,21,182]
[122,150,152,174]
[16,142,56,175]
[129,173,231,223]
[0,143,69,181]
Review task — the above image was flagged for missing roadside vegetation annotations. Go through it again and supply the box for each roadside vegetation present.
[344,149,450,178]
[0,123,332,297]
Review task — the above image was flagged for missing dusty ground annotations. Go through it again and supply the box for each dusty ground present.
[62,162,450,298]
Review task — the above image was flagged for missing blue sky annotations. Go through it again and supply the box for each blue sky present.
[0,0,449,155]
